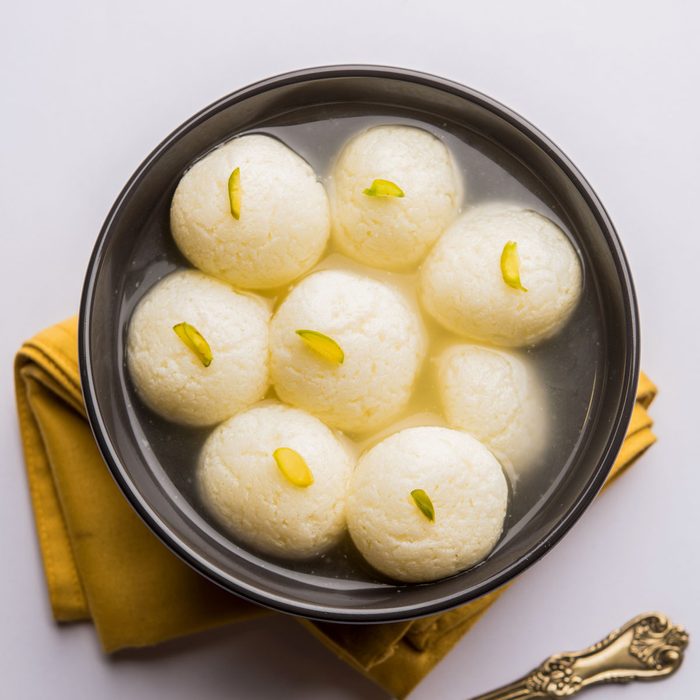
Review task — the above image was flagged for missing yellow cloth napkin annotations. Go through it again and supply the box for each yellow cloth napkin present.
[14,317,658,699]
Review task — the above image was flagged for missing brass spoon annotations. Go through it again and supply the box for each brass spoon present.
[470,612,688,699]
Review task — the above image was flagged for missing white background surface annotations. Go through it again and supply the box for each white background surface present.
[1,1,698,697]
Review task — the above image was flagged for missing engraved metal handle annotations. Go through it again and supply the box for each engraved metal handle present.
[469,612,688,699]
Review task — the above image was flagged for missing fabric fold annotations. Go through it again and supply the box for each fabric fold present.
[14,317,657,698]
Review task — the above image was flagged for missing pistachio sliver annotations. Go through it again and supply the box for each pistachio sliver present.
[411,489,435,522]
[273,447,314,487]
[295,329,344,365]
[363,178,405,198]
[500,240,528,291]
[228,167,241,219]
[173,322,213,367]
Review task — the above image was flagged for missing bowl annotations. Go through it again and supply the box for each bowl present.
[79,66,639,622]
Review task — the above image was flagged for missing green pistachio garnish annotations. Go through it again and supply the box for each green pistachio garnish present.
[363,179,405,198]
[500,240,527,291]
[410,489,435,522]
[172,322,213,367]
[228,167,241,219]
[273,447,314,487]
[295,329,345,365]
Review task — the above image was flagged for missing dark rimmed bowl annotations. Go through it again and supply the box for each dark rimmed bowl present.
[79,65,639,622]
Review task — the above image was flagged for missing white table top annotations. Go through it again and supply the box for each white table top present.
[2,1,698,697]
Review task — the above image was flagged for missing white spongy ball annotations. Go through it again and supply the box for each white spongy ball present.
[420,205,582,346]
[171,134,330,290]
[198,403,354,559]
[347,427,508,582]
[330,125,462,270]
[437,344,547,471]
[127,270,269,426]
[270,270,426,434]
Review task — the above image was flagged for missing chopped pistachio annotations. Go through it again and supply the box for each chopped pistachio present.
[295,329,345,365]
[500,240,528,291]
[172,322,213,367]
[410,489,435,522]
[362,178,405,198]
[228,167,241,219]
[273,447,314,487]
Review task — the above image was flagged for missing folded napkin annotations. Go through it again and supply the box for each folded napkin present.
[14,317,657,699]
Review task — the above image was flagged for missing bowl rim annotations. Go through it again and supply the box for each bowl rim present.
[79,64,640,622]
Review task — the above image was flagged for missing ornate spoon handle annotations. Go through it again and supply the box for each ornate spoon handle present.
[469,612,688,699]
